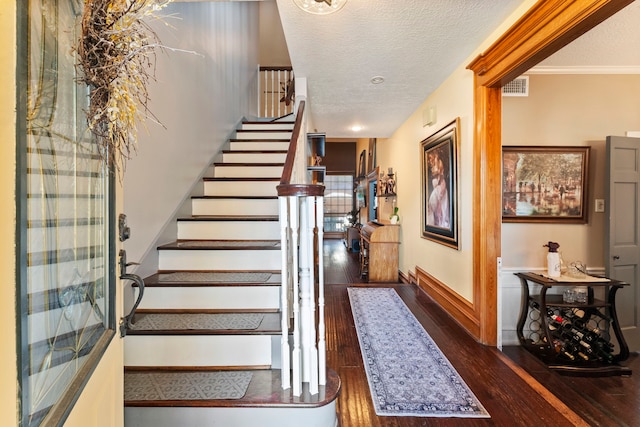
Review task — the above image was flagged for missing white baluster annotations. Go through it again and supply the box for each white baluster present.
[306,195,319,395]
[279,196,291,390]
[262,70,268,117]
[289,196,301,396]
[316,195,326,386]
[298,197,311,386]
[277,69,282,118]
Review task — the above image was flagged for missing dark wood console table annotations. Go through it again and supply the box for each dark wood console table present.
[515,272,631,376]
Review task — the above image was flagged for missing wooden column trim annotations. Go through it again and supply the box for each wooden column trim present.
[466,0,631,345]
[472,81,502,345]
[468,0,634,88]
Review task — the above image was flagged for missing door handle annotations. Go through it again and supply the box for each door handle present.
[613,255,620,260]
[119,249,145,337]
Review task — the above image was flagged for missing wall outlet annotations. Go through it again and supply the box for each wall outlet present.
[595,199,605,212]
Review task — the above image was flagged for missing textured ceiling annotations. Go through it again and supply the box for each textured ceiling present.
[275,0,524,137]
[275,0,640,138]
[176,1,640,138]
[535,0,640,71]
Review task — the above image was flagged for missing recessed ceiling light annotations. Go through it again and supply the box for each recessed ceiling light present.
[351,125,362,132]
[370,76,385,84]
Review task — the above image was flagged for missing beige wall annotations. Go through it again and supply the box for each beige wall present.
[502,73,640,270]
[1,1,18,425]
[376,66,475,299]
[259,0,291,66]
[374,0,536,301]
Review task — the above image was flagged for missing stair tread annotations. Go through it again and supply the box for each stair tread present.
[178,215,279,221]
[192,195,277,200]
[229,139,290,142]
[236,129,291,133]
[127,312,281,335]
[203,177,279,181]
[242,120,295,124]
[222,150,288,153]
[144,271,281,286]
[213,162,284,166]
[158,240,281,250]
[124,368,340,408]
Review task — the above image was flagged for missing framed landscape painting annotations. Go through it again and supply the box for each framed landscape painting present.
[421,118,459,249]
[502,146,590,223]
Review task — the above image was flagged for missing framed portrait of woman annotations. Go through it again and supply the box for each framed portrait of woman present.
[421,118,460,249]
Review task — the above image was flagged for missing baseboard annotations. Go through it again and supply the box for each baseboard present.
[415,266,481,340]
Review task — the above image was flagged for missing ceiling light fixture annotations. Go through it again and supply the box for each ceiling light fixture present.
[293,0,347,15]
[370,76,385,84]
[351,125,362,132]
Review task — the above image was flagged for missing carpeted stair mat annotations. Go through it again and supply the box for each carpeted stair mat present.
[157,271,272,283]
[348,287,490,418]
[125,371,253,401]
[130,313,265,331]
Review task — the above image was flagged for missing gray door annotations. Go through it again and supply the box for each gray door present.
[606,135,640,352]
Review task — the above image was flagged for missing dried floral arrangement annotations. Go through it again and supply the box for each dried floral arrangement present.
[77,0,172,171]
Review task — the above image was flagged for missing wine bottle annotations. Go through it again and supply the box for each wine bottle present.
[570,323,615,354]
[563,307,587,328]
[584,344,614,363]
[551,338,576,361]
[576,351,590,361]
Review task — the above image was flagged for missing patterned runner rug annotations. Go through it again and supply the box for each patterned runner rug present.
[348,287,490,418]
[125,371,253,400]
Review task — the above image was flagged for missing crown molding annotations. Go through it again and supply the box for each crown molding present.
[527,65,640,74]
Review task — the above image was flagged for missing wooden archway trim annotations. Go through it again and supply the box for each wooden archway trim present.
[467,0,633,345]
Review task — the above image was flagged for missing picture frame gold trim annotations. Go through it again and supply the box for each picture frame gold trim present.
[502,146,590,223]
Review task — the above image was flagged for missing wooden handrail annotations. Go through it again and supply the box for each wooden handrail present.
[279,100,305,186]
[277,183,325,197]
[260,66,294,72]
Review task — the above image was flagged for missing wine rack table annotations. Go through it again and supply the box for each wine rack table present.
[515,272,631,377]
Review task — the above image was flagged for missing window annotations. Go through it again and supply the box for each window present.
[17,1,115,425]
[323,175,354,232]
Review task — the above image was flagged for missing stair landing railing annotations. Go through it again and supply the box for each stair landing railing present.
[258,66,295,119]
[277,100,326,396]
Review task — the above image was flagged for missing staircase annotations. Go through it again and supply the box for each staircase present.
[123,120,339,427]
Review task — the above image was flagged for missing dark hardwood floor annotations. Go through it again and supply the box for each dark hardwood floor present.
[323,239,638,426]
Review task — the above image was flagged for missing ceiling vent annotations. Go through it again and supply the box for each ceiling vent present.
[502,76,529,97]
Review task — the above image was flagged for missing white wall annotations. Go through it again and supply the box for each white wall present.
[500,73,640,344]
[124,2,260,276]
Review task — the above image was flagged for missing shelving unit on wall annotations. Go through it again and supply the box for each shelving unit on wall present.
[306,132,325,183]
[515,272,631,377]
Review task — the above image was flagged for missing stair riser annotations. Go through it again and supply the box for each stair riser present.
[235,131,291,140]
[125,335,272,366]
[240,123,294,131]
[213,165,283,178]
[138,286,280,310]
[192,199,278,216]
[222,152,287,163]
[203,181,277,197]
[125,404,338,427]
[158,249,281,271]
[229,141,289,151]
[178,221,280,240]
